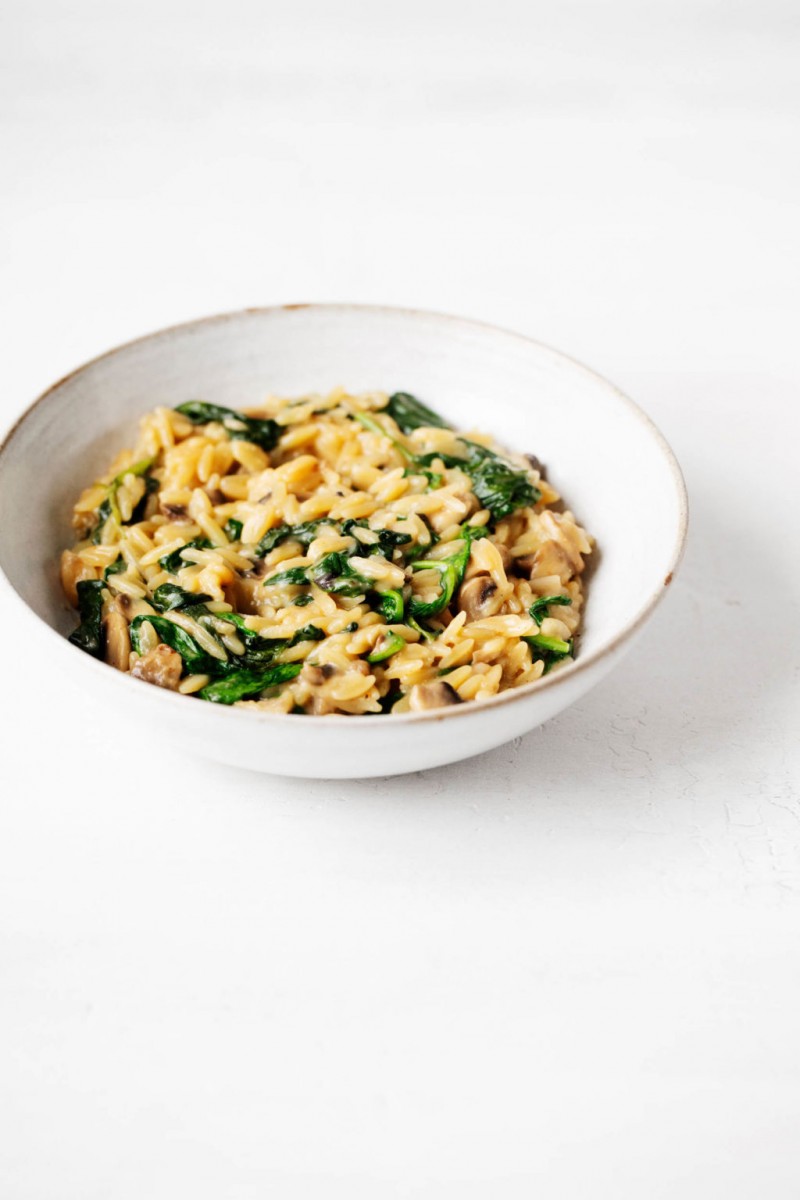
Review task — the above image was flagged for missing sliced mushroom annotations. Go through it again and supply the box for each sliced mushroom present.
[408,680,462,711]
[131,644,183,690]
[103,604,131,671]
[510,538,583,585]
[230,574,265,615]
[525,453,546,477]
[160,501,189,521]
[458,573,504,621]
[72,511,98,540]
[303,662,338,687]
[60,550,97,608]
[531,538,583,583]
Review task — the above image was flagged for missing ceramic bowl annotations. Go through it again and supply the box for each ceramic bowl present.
[0,305,687,778]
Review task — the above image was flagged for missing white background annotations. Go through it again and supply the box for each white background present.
[1,1,799,1196]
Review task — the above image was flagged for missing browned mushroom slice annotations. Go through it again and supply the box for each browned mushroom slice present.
[160,501,190,521]
[103,604,131,671]
[72,511,98,540]
[230,573,265,615]
[302,662,338,687]
[530,538,583,583]
[60,550,97,607]
[458,573,504,621]
[408,680,462,711]
[131,644,183,690]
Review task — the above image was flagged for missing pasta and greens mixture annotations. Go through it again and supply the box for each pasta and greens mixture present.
[61,390,592,714]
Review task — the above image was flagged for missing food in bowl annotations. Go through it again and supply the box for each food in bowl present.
[60,388,593,714]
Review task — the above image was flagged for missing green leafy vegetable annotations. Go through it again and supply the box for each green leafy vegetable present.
[523,632,573,672]
[151,583,214,612]
[352,410,414,461]
[129,615,219,674]
[366,633,406,663]
[417,442,539,521]
[384,392,449,433]
[224,518,243,541]
[528,594,572,627]
[158,537,213,573]
[174,401,280,452]
[218,614,323,669]
[407,614,437,642]
[68,579,106,658]
[379,589,405,622]
[408,525,489,619]
[198,662,302,705]
[309,552,374,597]
[91,457,155,543]
[129,475,160,524]
[293,594,314,607]
[404,465,443,490]
[254,519,336,557]
[262,565,311,587]
[340,519,412,556]
[356,405,538,521]
[91,498,114,544]
[103,555,126,580]
[460,442,539,520]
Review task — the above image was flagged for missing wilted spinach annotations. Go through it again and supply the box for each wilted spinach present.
[68,579,106,658]
[174,401,280,452]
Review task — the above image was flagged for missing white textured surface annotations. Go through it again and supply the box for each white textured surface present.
[1,2,798,1196]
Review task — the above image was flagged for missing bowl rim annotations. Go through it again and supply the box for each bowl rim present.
[0,302,689,726]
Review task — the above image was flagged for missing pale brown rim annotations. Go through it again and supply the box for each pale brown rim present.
[0,303,689,727]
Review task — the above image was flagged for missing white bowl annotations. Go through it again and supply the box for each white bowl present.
[0,305,687,778]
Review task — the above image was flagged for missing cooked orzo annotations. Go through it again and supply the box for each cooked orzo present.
[61,389,593,714]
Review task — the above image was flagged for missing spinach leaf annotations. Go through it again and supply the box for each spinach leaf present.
[379,589,405,622]
[403,465,443,490]
[68,579,106,658]
[340,519,412,557]
[198,661,302,705]
[352,410,414,461]
[366,632,406,663]
[309,552,374,597]
[174,401,280,452]
[159,537,213,573]
[151,583,214,612]
[407,614,437,642]
[217,614,323,668]
[129,474,159,524]
[91,457,155,543]
[523,632,573,672]
[254,519,335,558]
[408,525,488,619]
[384,392,449,433]
[262,565,311,587]
[224,518,243,541]
[356,409,537,521]
[528,594,572,628]
[288,624,325,646]
[129,615,219,675]
[91,498,114,544]
[417,442,539,521]
[293,594,314,607]
[103,555,126,580]
[460,442,539,520]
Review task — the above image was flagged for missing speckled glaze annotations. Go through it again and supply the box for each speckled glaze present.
[0,306,687,777]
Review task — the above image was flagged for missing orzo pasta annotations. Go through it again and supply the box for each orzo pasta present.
[61,389,593,713]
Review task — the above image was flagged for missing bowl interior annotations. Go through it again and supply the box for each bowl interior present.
[0,307,685,670]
